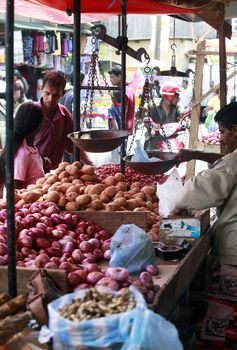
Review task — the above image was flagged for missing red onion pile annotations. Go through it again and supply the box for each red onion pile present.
[0,201,111,270]
[73,264,160,304]
[200,131,220,145]
[0,202,160,304]
[96,164,167,186]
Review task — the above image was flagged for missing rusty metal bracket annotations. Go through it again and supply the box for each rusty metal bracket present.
[91,24,149,63]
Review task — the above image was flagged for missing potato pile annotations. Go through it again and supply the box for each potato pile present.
[0,161,160,240]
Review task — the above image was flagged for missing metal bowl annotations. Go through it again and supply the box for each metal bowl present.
[124,151,178,174]
[68,130,130,153]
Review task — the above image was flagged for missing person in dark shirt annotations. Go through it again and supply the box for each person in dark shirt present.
[60,71,85,113]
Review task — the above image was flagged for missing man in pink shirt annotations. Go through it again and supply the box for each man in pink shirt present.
[109,65,135,134]
[34,70,93,170]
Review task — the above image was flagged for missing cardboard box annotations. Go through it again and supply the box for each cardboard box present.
[160,210,210,238]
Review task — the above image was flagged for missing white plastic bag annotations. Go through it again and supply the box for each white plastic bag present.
[157,168,183,217]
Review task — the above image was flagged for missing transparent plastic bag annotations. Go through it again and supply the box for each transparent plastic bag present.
[157,168,183,217]
[109,224,156,274]
[120,309,183,350]
[131,140,160,162]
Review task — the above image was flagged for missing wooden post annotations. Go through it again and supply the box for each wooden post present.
[185,40,206,181]
[218,8,227,154]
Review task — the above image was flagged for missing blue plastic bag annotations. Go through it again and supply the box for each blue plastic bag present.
[46,286,146,350]
[109,224,156,274]
[120,309,183,350]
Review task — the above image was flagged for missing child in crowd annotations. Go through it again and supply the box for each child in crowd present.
[0,102,44,192]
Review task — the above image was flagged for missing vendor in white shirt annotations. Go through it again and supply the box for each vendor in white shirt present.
[175,101,237,347]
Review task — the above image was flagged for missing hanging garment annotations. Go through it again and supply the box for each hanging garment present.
[14,30,24,63]
[22,31,34,65]
[68,35,73,52]
[61,34,69,57]
[45,31,56,54]
[37,32,45,53]
[53,32,61,56]
[32,31,39,57]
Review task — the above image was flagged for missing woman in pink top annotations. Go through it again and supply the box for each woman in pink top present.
[0,102,44,191]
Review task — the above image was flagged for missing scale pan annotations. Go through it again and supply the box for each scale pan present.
[68,130,130,153]
[124,151,178,174]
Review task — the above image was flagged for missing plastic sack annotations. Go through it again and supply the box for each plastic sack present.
[157,168,183,217]
[109,224,156,274]
[45,286,146,350]
[208,119,218,133]
[120,308,183,350]
[131,140,160,162]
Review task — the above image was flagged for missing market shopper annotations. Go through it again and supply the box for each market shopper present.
[175,102,237,347]
[0,102,44,191]
[14,81,28,113]
[60,71,85,114]
[13,69,29,96]
[109,65,135,134]
[150,81,182,125]
[34,70,93,171]
[179,78,192,112]
[143,82,183,150]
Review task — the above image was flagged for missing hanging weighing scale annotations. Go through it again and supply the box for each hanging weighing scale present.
[123,59,178,174]
[68,34,130,153]
[68,129,130,153]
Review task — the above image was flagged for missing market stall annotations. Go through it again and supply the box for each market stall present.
[2,0,234,348]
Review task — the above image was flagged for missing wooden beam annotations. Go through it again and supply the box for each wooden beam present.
[188,50,237,57]
[199,11,232,40]
[192,68,237,108]
[185,41,206,181]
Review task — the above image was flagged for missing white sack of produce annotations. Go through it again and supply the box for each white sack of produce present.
[109,224,156,274]
[157,168,183,217]
[45,286,146,350]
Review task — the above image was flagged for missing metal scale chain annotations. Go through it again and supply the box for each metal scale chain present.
[127,66,172,155]
[82,36,116,130]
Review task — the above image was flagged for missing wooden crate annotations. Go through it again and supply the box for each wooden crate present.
[0,267,68,295]
[76,211,148,234]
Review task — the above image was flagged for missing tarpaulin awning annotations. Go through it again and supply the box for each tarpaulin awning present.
[0,0,199,25]
[25,0,198,20]
[0,0,114,24]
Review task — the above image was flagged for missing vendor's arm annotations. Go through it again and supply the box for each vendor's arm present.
[80,150,94,166]
[177,148,224,164]
[176,153,237,211]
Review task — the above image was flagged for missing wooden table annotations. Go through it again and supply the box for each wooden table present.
[153,231,211,318]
